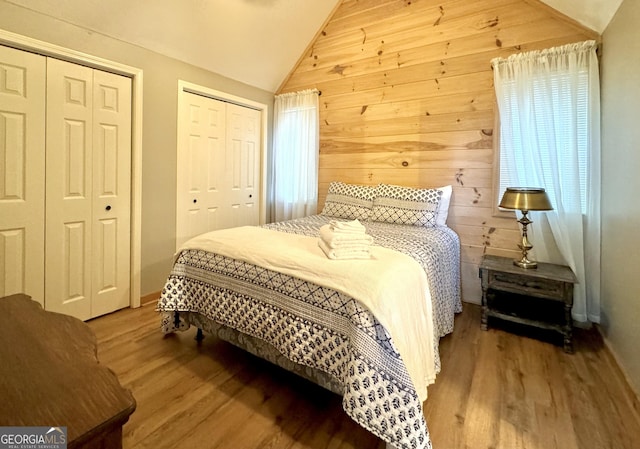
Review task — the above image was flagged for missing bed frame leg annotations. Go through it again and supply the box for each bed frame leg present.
[195,328,204,342]
[173,310,180,329]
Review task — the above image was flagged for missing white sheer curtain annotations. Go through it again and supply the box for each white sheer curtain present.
[492,40,601,323]
[272,89,319,221]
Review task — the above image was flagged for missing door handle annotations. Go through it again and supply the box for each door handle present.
[106,205,112,211]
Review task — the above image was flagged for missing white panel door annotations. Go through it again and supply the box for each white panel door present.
[91,69,131,317]
[0,46,46,302]
[226,103,260,228]
[45,58,94,320]
[176,92,226,249]
[45,59,131,320]
[176,91,262,249]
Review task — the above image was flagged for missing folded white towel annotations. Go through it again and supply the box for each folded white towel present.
[330,219,366,234]
[319,224,374,248]
[318,239,371,260]
[322,242,372,251]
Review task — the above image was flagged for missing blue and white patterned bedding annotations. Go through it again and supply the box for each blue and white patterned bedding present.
[157,215,461,449]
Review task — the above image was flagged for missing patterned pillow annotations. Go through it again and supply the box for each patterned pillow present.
[371,184,442,227]
[321,181,376,220]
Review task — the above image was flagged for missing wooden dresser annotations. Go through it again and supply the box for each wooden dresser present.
[0,294,136,449]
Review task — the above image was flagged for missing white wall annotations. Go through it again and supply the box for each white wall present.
[601,0,640,396]
[0,1,275,297]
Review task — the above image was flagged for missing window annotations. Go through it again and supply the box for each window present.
[492,40,601,324]
[272,89,320,221]
[497,70,590,213]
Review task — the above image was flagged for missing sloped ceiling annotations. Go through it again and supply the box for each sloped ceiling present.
[540,0,623,34]
[3,0,622,92]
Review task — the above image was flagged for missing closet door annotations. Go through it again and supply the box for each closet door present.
[176,91,262,250]
[45,59,131,320]
[91,69,132,317]
[45,59,93,319]
[0,46,46,302]
[176,92,226,249]
[226,103,260,228]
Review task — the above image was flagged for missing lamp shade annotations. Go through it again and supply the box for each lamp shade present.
[499,187,553,211]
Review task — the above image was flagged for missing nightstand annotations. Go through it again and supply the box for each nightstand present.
[479,254,577,353]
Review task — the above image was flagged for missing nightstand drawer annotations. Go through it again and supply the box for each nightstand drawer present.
[488,271,564,298]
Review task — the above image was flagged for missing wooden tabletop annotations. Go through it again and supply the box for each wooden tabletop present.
[480,254,577,284]
[0,294,136,447]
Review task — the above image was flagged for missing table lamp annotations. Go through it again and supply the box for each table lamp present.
[499,187,553,269]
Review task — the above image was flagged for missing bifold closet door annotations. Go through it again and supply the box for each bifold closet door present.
[176,91,261,250]
[91,68,132,318]
[226,102,260,229]
[45,58,131,320]
[176,92,226,249]
[0,46,46,303]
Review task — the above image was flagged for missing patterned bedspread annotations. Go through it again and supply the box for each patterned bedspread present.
[264,215,462,338]
[157,215,461,449]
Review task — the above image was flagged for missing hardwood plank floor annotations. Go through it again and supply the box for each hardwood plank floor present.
[87,303,640,449]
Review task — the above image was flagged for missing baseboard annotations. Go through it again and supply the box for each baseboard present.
[596,324,640,421]
[140,291,161,306]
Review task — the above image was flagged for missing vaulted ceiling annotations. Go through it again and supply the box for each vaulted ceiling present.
[3,0,623,92]
[540,0,622,34]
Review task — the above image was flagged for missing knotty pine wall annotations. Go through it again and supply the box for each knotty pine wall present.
[278,0,597,303]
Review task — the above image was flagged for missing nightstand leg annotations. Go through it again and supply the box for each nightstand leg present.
[563,333,573,353]
[563,302,573,353]
[481,289,488,331]
[479,266,490,331]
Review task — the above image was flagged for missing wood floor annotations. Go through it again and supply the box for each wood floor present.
[87,303,640,449]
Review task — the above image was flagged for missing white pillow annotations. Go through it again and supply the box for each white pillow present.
[436,185,452,226]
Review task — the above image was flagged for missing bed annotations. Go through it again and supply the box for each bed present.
[157,182,462,449]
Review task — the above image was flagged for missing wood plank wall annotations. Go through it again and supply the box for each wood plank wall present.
[278,0,597,303]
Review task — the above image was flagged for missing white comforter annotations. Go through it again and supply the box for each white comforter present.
[180,225,436,401]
